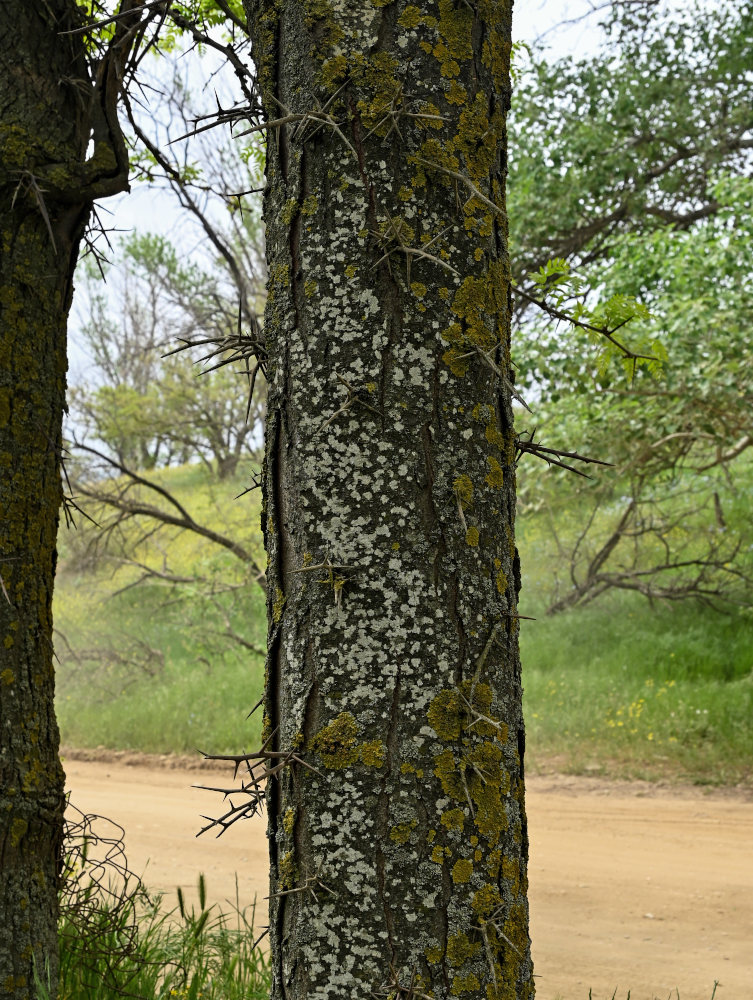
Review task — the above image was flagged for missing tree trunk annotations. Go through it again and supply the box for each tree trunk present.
[0,3,133,996]
[244,0,533,995]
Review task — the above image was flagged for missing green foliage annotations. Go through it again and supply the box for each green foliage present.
[509,0,753,611]
[519,590,753,787]
[158,0,247,51]
[509,0,753,278]
[53,461,752,786]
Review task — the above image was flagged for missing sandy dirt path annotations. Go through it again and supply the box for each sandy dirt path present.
[63,757,753,1000]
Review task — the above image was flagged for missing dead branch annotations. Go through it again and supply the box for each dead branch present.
[195,739,323,837]
[516,429,612,478]
[71,441,267,591]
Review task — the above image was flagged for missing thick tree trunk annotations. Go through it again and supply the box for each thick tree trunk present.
[0,4,132,996]
[245,0,533,996]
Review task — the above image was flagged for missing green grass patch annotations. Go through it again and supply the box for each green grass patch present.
[54,464,266,754]
[520,593,753,785]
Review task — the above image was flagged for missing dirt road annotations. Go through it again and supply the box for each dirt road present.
[63,755,753,1000]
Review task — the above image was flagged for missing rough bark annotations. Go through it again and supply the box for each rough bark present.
[244,0,533,996]
[0,3,133,996]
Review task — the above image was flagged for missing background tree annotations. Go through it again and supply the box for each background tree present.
[509,0,753,612]
[0,2,254,994]
[0,3,145,995]
[72,231,266,478]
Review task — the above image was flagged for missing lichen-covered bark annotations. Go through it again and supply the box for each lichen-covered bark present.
[244,0,532,995]
[0,4,132,997]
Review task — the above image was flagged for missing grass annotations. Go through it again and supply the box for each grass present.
[53,463,753,786]
[55,581,266,753]
[520,592,753,785]
[36,873,270,1000]
[578,990,721,1000]
[54,463,267,754]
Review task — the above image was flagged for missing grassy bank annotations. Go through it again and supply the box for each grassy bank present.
[53,464,753,786]
[521,594,753,785]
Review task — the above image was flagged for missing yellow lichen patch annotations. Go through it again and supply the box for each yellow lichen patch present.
[496,568,507,594]
[503,901,530,960]
[466,741,510,843]
[1,668,13,685]
[304,279,318,298]
[272,586,286,622]
[442,345,470,377]
[280,198,299,225]
[10,817,27,848]
[440,807,465,831]
[446,79,467,105]
[21,756,43,793]
[433,40,460,78]
[433,748,465,801]
[389,819,417,844]
[465,526,480,547]
[301,194,318,216]
[311,712,359,769]
[352,51,402,134]
[425,944,444,964]
[429,681,502,743]
[485,456,504,489]
[415,101,444,131]
[345,264,357,278]
[409,136,460,189]
[477,0,512,82]
[450,273,498,353]
[451,857,473,884]
[451,971,481,995]
[472,884,502,916]
[278,850,297,890]
[486,422,505,448]
[453,473,474,509]
[455,93,504,184]
[437,0,473,62]
[410,281,427,298]
[283,807,296,836]
[502,854,521,889]
[320,53,348,90]
[430,845,446,864]
[428,690,464,741]
[398,3,422,28]
[486,848,502,879]
[360,739,386,767]
[446,930,480,967]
